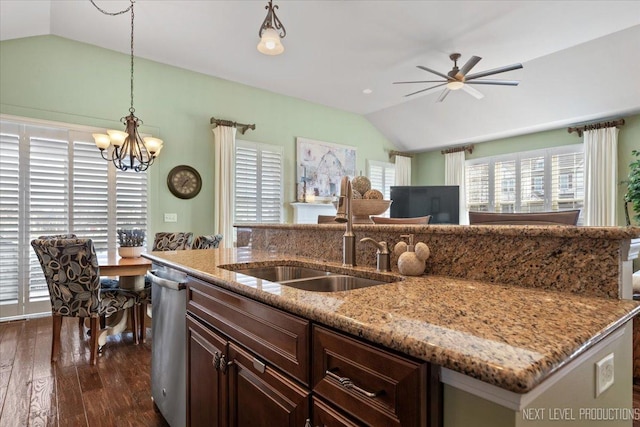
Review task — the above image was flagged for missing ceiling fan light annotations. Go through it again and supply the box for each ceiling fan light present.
[257,28,284,55]
[446,80,464,90]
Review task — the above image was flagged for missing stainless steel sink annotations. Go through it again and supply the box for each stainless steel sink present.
[220,262,401,292]
[233,266,332,282]
[280,275,385,292]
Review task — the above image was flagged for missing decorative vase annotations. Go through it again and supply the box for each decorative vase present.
[118,246,143,258]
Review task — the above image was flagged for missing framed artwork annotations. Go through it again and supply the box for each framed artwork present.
[296,137,356,202]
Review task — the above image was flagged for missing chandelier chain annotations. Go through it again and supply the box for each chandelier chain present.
[89,0,132,16]
[130,2,135,114]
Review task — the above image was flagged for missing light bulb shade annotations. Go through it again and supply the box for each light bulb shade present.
[107,129,128,147]
[446,80,464,90]
[143,136,163,155]
[93,133,111,149]
[257,27,284,55]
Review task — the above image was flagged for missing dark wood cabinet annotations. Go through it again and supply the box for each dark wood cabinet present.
[227,343,310,427]
[186,275,441,427]
[187,315,228,427]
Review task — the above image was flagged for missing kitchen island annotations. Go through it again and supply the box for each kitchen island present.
[145,224,640,426]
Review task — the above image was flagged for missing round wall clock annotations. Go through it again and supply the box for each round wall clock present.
[167,165,202,199]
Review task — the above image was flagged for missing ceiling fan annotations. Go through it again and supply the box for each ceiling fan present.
[394,53,523,102]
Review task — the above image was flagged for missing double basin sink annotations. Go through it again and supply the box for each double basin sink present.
[220,262,402,292]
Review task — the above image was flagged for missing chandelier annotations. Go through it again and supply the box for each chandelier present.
[257,0,286,55]
[91,0,163,172]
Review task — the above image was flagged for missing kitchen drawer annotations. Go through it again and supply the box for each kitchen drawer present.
[312,396,363,427]
[312,325,427,427]
[187,276,310,385]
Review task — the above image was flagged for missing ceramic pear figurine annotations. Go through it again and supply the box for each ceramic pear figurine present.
[394,234,430,276]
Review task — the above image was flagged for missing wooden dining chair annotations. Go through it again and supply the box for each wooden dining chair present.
[31,237,138,365]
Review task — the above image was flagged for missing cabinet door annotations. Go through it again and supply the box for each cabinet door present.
[187,315,228,427]
[228,342,310,427]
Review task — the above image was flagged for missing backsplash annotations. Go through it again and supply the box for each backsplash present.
[239,224,640,299]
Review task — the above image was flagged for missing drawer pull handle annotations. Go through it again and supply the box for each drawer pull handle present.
[325,369,380,398]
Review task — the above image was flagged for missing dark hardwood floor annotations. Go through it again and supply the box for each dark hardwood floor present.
[0,316,168,427]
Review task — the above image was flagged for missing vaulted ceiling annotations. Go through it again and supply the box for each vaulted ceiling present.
[2,1,639,152]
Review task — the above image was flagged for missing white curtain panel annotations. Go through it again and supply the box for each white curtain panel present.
[394,155,412,186]
[212,126,237,248]
[445,151,468,225]
[584,127,618,226]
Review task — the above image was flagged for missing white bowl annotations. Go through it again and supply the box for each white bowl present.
[118,246,144,258]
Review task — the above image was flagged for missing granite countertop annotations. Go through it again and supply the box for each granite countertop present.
[143,248,640,394]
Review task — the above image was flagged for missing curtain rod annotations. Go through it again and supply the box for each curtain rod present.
[567,118,624,137]
[210,117,256,135]
[389,150,414,158]
[441,144,474,155]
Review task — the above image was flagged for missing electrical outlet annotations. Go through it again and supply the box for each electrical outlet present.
[164,213,177,223]
[595,353,614,397]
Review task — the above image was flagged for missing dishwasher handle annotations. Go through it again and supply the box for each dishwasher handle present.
[147,270,187,291]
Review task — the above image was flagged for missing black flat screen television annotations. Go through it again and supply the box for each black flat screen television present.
[390,186,460,224]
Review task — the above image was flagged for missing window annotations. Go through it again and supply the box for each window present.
[0,117,147,320]
[465,145,584,220]
[367,160,396,200]
[367,160,395,218]
[234,140,283,224]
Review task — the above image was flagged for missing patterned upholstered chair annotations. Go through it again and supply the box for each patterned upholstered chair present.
[192,234,223,249]
[31,237,138,365]
[151,232,194,251]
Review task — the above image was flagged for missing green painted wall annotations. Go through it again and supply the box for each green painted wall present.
[0,35,396,235]
[414,114,640,226]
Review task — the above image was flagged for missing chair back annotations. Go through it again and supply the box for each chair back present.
[193,234,223,249]
[370,216,431,225]
[31,237,102,317]
[469,210,580,226]
[152,232,194,251]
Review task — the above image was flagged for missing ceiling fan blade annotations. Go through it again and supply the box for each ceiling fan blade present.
[465,63,523,81]
[456,56,481,79]
[416,65,451,80]
[404,82,448,97]
[436,88,451,103]
[465,79,520,86]
[393,80,447,85]
[462,84,484,99]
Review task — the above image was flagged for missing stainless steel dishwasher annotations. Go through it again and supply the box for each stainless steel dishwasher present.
[147,265,188,427]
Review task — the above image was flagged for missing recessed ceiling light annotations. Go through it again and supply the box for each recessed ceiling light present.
[362,88,373,94]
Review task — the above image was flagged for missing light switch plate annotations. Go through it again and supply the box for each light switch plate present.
[595,353,614,397]
[164,213,177,223]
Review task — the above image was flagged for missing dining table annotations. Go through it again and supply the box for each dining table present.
[96,251,152,346]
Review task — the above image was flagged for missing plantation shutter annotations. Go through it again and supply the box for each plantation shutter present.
[0,124,21,310]
[234,140,283,224]
[466,162,490,212]
[28,130,70,303]
[551,150,584,215]
[72,138,110,254]
[116,168,148,247]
